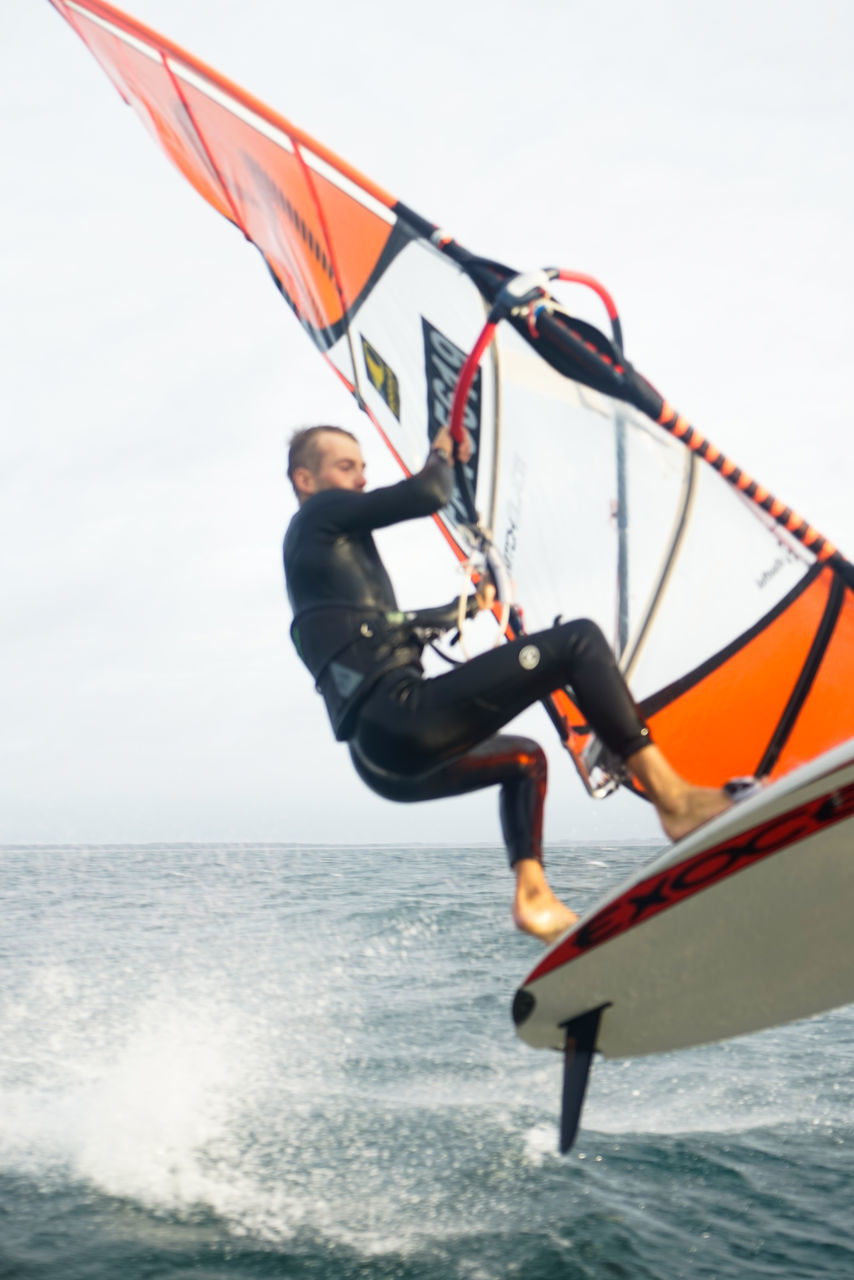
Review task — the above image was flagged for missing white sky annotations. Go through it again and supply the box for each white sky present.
[3,0,853,845]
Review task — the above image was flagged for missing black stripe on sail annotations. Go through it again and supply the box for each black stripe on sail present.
[755,573,847,777]
[639,564,823,720]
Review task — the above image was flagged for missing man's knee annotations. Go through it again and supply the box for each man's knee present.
[502,735,548,786]
[556,616,610,656]
[518,742,548,786]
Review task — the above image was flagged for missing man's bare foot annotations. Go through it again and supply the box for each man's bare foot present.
[655,785,733,842]
[512,858,578,945]
[625,745,742,843]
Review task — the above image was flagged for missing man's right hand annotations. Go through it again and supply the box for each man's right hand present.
[432,424,473,465]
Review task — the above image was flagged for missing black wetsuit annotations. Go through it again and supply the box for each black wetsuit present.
[284,452,651,866]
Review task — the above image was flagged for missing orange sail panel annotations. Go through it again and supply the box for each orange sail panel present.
[54,0,397,341]
[643,570,854,784]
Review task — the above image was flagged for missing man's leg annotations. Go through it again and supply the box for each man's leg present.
[358,618,736,844]
[624,745,733,842]
[496,738,577,943]
[512,858,578,945]
[350,733,577,943]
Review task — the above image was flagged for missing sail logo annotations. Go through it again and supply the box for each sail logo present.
[756,544,800,589]
[422,319,481,526]
[361,336,401,420]
[242,153,335,286]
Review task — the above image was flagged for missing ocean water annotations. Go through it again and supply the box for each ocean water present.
[2,843,853,1279]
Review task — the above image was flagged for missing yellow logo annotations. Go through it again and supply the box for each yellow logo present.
[361,336,401,421]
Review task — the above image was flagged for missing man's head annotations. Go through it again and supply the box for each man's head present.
[288,425,366,503]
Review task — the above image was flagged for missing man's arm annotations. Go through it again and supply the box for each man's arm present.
[333,424,473,533]
[321,448,455,533]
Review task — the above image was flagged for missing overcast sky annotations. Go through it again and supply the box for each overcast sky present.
[3,1,853,845]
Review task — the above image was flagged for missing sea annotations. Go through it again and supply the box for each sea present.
[2,842,853,1279]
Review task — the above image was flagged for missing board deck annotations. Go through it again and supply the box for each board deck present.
[514,737,854,1060]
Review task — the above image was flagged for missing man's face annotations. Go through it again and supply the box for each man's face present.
[297,432,367,498]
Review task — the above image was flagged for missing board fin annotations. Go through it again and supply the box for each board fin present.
[559,1004,608,1153]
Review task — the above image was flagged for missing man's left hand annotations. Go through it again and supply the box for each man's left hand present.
[475,577,496,611]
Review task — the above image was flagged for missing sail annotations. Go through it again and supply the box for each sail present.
[488,329,854,786]
[50,0,854,794]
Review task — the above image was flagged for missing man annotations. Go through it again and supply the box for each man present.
[283,423,739,944]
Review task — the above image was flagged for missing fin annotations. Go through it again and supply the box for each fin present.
[559,1004,608,1154]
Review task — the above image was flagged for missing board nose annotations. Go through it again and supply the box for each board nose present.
[512,987,536,1026]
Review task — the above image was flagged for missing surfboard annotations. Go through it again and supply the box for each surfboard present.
[513,737,854,1150]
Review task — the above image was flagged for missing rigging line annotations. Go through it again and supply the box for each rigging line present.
[755,571,847,777]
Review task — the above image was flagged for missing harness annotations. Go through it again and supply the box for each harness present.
[290,596,481,740]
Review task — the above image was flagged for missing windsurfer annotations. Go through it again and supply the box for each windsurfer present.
[284,425,738,944]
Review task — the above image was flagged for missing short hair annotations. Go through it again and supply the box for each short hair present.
[287,425,357,493]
